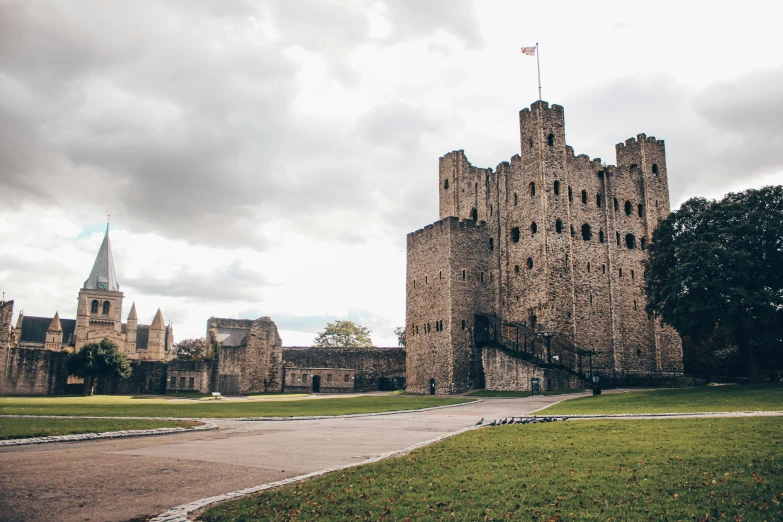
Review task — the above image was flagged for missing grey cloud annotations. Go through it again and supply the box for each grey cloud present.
[123,260,273,302]
[383,0,483,48]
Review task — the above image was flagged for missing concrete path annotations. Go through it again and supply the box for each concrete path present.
[0,395,568,522]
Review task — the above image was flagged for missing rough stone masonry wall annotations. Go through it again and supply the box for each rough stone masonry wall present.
[282,347,404,392]
[167,359,216,393]
[1,348,69,395]
[96,360,168,395]
[283,367,355,394]
[406,219,456,394]
[482,347,582,392]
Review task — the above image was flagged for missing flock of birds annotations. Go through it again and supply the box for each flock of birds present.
[474,416,568,426]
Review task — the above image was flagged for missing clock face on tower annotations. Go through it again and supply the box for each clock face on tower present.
[99,282,106,289]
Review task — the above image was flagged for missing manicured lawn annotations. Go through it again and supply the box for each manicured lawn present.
[539,382,783,415]
[0,417,199,440]
[202,417,783,521]
[467,388,587,398]
[0,395,472,418]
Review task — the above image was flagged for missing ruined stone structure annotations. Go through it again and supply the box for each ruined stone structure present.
[406,100,684,394]
[10,226,174,361]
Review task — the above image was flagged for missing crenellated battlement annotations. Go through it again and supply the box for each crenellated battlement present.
[408,216,488,240]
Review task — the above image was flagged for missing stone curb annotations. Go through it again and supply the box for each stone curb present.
[0,422,217,447]
[150,424,483,522]
[0,400,479,424]
[524,410,783,419]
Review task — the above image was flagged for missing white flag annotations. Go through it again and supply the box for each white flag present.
[521,46,536,56]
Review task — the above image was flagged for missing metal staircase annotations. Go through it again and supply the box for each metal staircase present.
[474,314,595,382]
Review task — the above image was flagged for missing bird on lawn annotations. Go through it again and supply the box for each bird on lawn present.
[475,418,484,426]
[500,418,507,425]
[488,420,497,426]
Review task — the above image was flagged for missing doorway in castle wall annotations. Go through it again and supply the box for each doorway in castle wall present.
[219,374,239,396]
[429,378,436,395]
[312,375,321,393]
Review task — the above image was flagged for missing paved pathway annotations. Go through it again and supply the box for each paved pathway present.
[0,395,569,522]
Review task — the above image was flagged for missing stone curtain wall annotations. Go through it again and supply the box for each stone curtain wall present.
[96,360,168,395]
[167,359,216,393]
[0,348,69,395]
[482,347,582,392]
[282,347,404,392]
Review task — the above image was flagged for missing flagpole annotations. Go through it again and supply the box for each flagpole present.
[536,42,542,101]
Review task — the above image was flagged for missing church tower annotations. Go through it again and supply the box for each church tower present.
[44,312,64,351]
[146,309,166,360]
[75,225,124,350]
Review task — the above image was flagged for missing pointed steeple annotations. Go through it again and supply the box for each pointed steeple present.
[127,302,138,321]
[48,312,63,332]
[150,308,165,330]
[84,224,119,292]
[15,310,24,330]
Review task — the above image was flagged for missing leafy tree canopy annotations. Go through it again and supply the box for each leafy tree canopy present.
[175,337,207,360]
[67,338,132,381]
[645,186,783,377]
[394,326,406,347]
[313,321,373,348]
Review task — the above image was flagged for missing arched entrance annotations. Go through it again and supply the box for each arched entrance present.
[312,375,321,393]
[429,378,436,395]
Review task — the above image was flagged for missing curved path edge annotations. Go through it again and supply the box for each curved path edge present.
[525,410,783,418]
[150,424,482,522]
[0,422,217,447]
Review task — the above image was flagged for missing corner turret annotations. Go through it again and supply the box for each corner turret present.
[45,312,64,351]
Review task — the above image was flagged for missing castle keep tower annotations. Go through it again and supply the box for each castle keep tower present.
[406,101,684,394]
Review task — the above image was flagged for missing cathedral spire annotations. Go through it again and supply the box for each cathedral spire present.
[48,312,63,332]
[83,224,119,292]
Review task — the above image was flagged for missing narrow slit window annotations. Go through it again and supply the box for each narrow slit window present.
[625,233,636,249]
[602,264,606,274]
[581,190,587,204]
[587,262,591,273]
[640,237,647,250]
[530,222,537,234]
[470,208,478,221]
[619,268,623,278]
[444,179,449,189]
[596,193,602,207]
[614,197,619,212]
[514,193,518,206]
[511,227,521,243]
[599,229,605,243]
[554,180,560,195]
[652,164,659,175]
[570,225,575,237]
[527,257,533,269]
[547,133,554,146]
[555,219,563,234]
[568,186,573,203]
[514,265,520,273]
[581,223,592,241]
[625,201,632,215]
[489,238,494,251]
[631,269,635,280]
[616,232,621,246]
[462,270,466,280]
[638,203,644,217]
[530,182,536,196]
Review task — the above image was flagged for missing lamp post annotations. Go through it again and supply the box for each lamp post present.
[538,331,555,365]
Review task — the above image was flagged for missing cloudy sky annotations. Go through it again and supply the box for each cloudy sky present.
[1,0,781,346]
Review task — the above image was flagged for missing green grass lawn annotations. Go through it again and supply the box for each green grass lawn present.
[202,417,783,521]
[0,395,472,418]
[0,417,199,440]
[539,382,783,415]
[467,388,587,398]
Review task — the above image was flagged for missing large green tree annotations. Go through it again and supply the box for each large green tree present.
[175,337,207,360]
[67,338,133,395]
[313,320,373,348]
[645,186,783,378]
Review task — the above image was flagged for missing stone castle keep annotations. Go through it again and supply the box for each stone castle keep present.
[406,100,684,394]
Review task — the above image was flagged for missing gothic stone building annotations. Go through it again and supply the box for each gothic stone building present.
[11,226,174,361]
[406,100,684,394]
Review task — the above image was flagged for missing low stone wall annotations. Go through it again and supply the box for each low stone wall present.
[283,367,355,394]
[482,347,583,392]
[96,360,169,395]
[0,348,69,395]
[282,347,405,392]
[167,359,215,393]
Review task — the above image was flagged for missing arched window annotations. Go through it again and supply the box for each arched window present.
[599,229,605,243]
[527,257,533,269]
[625,233,636,249]
[511,227,521,243]
[555,219,563,234]
[652,164,659,175]
[625,201,632,215]
[102,301,110,315]
[596,193,602,207]
[581,190,587,204]
[568,186,573,203]
[514,265,520,273]
[638,203,644,217]
[614,197,619,212]
[443,179,449,190]
[554,180,560,195]
[529,182,536,197]
[640,237,647,250]
[547,133,554,146]
[581,223,592,241]
[91,300,99,314]
[530,222,537,234]
[470,208,478,221]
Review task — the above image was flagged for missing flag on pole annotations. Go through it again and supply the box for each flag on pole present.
[521,46,536,56]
